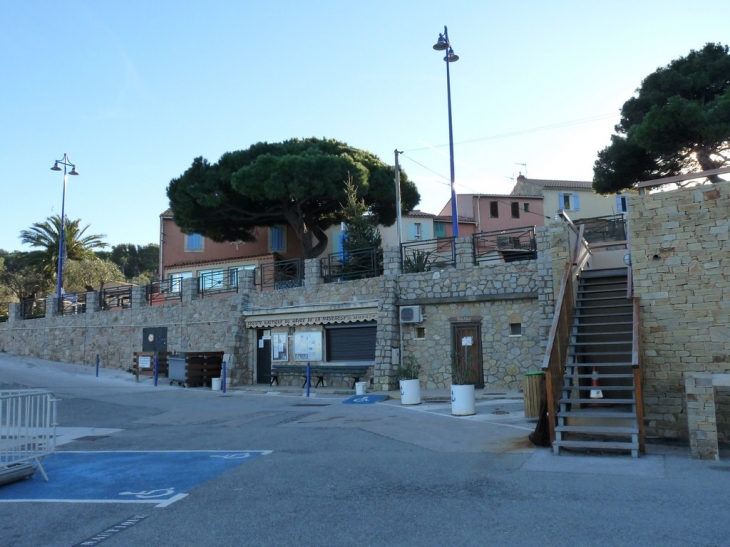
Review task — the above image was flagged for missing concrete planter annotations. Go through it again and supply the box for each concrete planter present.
[399,379,421,405]
[451,384,476,416]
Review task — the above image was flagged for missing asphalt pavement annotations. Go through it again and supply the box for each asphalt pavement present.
[1,353,729,547]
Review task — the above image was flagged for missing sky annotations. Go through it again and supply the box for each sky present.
[1,0,727,253]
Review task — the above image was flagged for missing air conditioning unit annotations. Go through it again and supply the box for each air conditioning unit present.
[399,305,423,324]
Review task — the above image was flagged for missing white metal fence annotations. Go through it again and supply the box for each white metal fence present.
[0,390,57,482]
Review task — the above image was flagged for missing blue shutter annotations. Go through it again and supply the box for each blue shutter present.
[422,224,430,240]
[406,223,417,241]
[616,195,628,213]
[270,226,284,251]
[573,194,580,211]
[334,229,343,254]
[558,193,565,211]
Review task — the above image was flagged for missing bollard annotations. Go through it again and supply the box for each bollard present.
[306,362,311,398]
[153,355,159,387]
[222,360,227,394]
[95,354,100,377]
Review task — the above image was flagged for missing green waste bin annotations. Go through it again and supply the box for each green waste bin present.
[523,371,544,419]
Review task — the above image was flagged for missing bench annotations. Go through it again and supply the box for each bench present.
[270,364,369,389]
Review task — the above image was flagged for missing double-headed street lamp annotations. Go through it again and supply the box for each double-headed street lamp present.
[433,26,460,238]
[50,154,79,299]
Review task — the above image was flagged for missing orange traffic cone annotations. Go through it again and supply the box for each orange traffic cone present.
[589,366,603,406]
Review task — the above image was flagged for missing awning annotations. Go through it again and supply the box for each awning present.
[245,308,377,328]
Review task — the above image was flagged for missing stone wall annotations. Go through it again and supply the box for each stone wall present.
[631,181,730,439]
[0,223,570,392]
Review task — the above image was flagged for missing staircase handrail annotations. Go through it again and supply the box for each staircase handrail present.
[632,296,645,453]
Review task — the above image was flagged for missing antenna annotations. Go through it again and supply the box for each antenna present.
[515,163,527,177]
[505,174,515,182]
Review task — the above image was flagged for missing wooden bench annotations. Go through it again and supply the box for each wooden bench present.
[270,364,368,389]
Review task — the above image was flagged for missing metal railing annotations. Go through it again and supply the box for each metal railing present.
[400,237,456,273]
[20,298,45,320]
[146,278,183,305]
[578,214,627,244]
[100,285,133,311]
[58,292,87,315]
[473,226,537,264]
[255,258,305,290]
[321,247,381,283]
[0,390,57,482]
[199,268,240,297]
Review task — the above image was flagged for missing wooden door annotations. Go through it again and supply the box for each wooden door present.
[451,323,484,389]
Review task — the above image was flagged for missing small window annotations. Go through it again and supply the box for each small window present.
[509,323,522,336]
[185,233,204,252]
[523,203,530,213]
[414,223,422,240]
[617,195,628,213]
[415,327,425,339]
[558,193,580,212]
[511,202,520,219]
[490,201,499,218]
[269,226,286,252]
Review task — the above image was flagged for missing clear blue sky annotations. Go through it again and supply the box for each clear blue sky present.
[1,1,726,253]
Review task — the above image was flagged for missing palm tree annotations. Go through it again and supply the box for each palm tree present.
[19,215,108,279]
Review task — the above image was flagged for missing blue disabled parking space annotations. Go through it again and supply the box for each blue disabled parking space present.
[342,394,389,405]
[0,450,270,507]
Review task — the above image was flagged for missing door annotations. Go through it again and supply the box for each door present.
[256,329,272,384]
[451,323,484,389]
[142,327,167,352]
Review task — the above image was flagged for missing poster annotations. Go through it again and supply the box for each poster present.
[294,332,322,361]
[272,332,288,361]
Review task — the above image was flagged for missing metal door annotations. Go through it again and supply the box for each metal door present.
[256,329,272,384]
[451,323,484,389]
[142,327,168,352]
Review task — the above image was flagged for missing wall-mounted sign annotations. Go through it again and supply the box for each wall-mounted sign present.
[272,332,288,361]
[294,332,322,361]
[138,356,152,369]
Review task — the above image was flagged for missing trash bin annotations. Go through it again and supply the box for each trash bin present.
[523,371,544,419]
[168,355,187,387]
[355,382,368,395]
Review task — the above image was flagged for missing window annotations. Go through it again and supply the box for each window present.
[558,193,580,212]
[185,233,203,252]
[509,323,522,336]
[415,327,426,339]
[523,203,530,213]
[269,226,286,252]
[434,223,446,238]
[414,223,422,240]
[511,202,520,219]
[490,201,499,218]
[407,222,428,241]
[616,195,628,213]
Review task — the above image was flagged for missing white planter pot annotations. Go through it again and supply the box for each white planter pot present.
[399,379,421,405]
[451,384,475,416]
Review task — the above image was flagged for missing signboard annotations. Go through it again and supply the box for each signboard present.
[294,332,322,361]
[138,356,151,369]
[272,332,288,361]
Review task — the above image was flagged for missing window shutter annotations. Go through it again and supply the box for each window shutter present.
[573,194,580,211]
[407,223,417,241]
[616,195,627,213]
[333,229,343,254]
[558,193,564,211]
[434,223,446,238]
[422,224,429,240]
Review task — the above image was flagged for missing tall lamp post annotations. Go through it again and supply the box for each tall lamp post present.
[433,26,459,238]
[50,154,79,299]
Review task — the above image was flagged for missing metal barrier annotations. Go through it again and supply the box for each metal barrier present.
[0,390,57,482]
[401,237,456,273]
[58,292,87,315]
[20,298,46,320]
[146,278,183,305]
[0,302,8,322]
[100,285,133,311]
[199,268,240,297]
[473,226,537,264]
[255,258,304,290]
[321,247,381,283]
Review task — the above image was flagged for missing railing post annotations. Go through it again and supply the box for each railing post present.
[454,237,473,270]
[383,245,401,275]
[131,286,147,308]
[304,258,322,287]
[182,276,200,302]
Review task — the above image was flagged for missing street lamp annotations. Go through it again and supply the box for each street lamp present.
[433,26,459,238]
[50,154,79,299]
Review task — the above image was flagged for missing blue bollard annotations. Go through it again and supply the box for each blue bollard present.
[153,356,159,387]
[222,360,227,394]
[306,362,311,397]
[95,354,99,377]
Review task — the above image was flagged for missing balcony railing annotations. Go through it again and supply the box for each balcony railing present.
[579,214,627,244]
[321,247,381,283]
[21,298,46,320]
[58,293,87,315]
[255,259,304,290]
[100,286,132,311]
[473,226,537,264]
[146,278,183,305]
[199,268,239,298]
[400,237,456,273]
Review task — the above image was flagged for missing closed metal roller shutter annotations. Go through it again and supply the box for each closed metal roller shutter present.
[325,322,376,361]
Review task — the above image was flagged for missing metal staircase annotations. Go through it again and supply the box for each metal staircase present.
[552,268,641,457]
